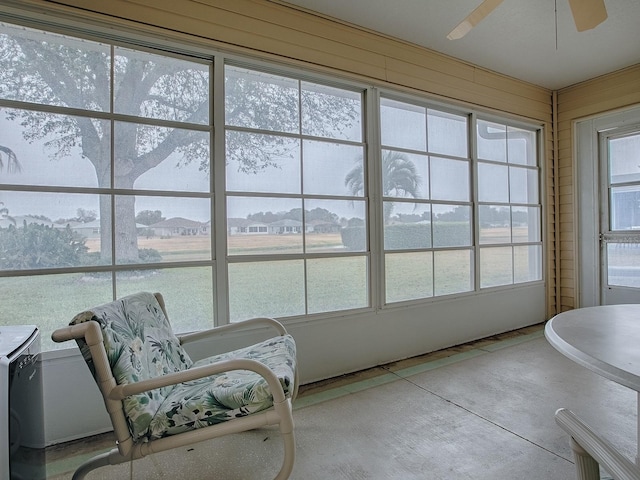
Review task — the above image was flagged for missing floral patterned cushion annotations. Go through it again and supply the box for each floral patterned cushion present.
[148,334,296,439]
[70,291,193,441]
[71,291,297,442]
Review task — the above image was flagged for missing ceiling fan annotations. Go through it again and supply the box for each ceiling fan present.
[447,0,608,40]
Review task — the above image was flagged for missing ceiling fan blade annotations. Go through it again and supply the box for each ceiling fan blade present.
[568,0,607,32]
[447,0,505,40]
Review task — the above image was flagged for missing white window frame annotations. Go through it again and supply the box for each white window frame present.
[0,13,546,352]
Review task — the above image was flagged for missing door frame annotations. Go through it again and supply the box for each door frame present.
[576,104,640,307]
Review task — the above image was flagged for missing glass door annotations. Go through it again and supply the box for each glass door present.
[601,129,640,304]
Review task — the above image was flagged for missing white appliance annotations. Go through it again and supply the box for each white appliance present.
[0,325,45,480]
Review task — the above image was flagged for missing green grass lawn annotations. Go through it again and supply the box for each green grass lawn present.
[0,268,215,351]
[1,234,542,351]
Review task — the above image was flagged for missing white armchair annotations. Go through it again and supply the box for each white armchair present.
[52,291,297,480]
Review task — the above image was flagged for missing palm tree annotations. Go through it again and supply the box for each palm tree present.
[0,145,21,226]
[0,145,21,174]
[345,150,421,221]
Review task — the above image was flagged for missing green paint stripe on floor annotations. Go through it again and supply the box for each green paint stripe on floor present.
[293,373,402,409]
[391,349,488,378]
[46,447,113,477]
[295,348,495,409]
[479,329,544,352]
[294,330,544,409]
[342,372,401,393]
[293,386,353,409]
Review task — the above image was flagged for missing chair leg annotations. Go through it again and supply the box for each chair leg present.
[570,438,601,480]
[71,448,130,480]
[274,430,295,480]
[273,398,296,480]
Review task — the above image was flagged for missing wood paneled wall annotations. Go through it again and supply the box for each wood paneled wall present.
[556,65,640,311]
[17,0,558,314]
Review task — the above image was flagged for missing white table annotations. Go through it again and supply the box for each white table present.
[545,304,640,479]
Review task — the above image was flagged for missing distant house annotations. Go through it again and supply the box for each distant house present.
[268,219,302,234]
[227,218,268,235]
[200,220,211,235]
[68,219,102,238]
[227,218,340,235]
[149,217,205,237]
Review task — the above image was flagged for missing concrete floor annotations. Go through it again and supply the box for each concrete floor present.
[45,324,637,479]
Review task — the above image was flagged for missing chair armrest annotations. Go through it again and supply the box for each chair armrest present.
[178,317,288,345]
[555,408,640,480]
[108,357,288,404]
[52,321,103,346]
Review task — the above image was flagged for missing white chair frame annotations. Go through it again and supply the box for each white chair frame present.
[555,408,640,480]
[52,293,297,480]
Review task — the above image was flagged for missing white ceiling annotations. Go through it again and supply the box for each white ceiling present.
[274,0,640,90]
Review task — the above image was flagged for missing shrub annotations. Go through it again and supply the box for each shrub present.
[138,248,162,263]
[384,223,431,249]
[0,222,88,269]
[341,226,366,250]
[341,222,470,250]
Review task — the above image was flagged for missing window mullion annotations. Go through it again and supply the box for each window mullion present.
[213,56,229,326]
[470,113,481,292]
[366,87,383,309]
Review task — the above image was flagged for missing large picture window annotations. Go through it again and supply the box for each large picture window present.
[0,22,214,347]
[224,66,368,321]
[477,119,542,288]
[0,19,543,351]
[380,97,473,303]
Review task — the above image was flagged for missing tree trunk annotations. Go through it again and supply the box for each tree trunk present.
[115,192,139,264]
[95,153,139,265]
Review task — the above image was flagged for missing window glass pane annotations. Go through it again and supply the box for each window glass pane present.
[385,251,433,303]
[478,163,509,202]
[0,24,215,351]
[302,82,362,142]
[227,196,302,255]
[0,191,109,269]
[0,22,110,111]
[116,266,214,333]
[434,249,472,296]
[477,120,506,162]
[607,243,640,287]
[509,166,538,204]
[305,198,365,253]
[114,47,209,124]
[512,206,540,243]
[610,186,640,230]
[0,274,112,351]
[305,140,364,196]
[0,109,108,188]
[507,126,536,166]
[116,195,211,264]
[384,202,431,250]
[514,245,542,283]
[480,246,513,288]
[228,260,305,321]
[115,122,210,192]
[479,205,511,244]
[432,204,471,247]
[226,131,300,194]
[225,66,299,133]
[380,98,426,151]
[427,109,467,158]
[609,134,640,184]
[307,256,368,313]
[381,150,428,200]
[430,157,469,201]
